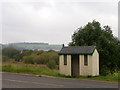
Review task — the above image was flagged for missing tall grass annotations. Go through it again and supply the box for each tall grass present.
[2,62,59,76]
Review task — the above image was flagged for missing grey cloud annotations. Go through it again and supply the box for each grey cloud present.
[2,1,118,44]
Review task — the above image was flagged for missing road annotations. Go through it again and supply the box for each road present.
[2,72,118,88]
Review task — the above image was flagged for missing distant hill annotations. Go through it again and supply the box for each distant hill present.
[1,42,63,51]
[0,44,6,50]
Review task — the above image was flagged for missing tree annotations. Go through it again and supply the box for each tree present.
[69,20,120,75]
[2,46,20,61]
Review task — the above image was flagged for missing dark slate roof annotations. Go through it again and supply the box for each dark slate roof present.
[59,46,96,55]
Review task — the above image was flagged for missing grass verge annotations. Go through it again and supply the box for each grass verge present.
[2,62,59,77]
[77,73,119,82]
[2,62,119,82]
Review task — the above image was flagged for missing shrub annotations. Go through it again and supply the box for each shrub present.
[23,54,37,64]
[47,60,56,69]
[47,51,59,65]
[33,50,44,55]
[35,52,49,64]
[33,51,59,65]
[34,55,48,64]
[100,65,110,76]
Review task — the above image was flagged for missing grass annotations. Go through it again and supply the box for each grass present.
[77,73,119,82]
[2,61,119,82]
[2,62,59,77]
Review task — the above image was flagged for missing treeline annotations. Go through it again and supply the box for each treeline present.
[2,46,59,69]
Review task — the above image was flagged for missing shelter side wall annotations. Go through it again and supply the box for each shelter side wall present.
[59,55,71,76]
[79,55,93,76]
[92,49,99,76]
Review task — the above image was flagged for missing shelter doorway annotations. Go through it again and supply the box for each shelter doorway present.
[71,55,79,77]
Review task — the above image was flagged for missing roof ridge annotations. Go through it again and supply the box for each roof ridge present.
[59,46,96,55]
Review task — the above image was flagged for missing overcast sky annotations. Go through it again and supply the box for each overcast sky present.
[1,0,119,45]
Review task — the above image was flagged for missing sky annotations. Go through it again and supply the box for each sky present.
[1,0,119,45]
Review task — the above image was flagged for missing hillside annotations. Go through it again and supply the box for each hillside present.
[2,42,63,51]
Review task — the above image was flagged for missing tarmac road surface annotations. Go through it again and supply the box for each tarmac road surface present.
[2,72,118,88]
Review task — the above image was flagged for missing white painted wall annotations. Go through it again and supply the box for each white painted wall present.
[92,49,99,76]
[79,55,93,76]
[79,49,99,76]
[59,55,71,76]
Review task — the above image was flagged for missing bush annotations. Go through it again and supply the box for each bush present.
[47,60,56,69]
[100,65,110,76]
[47,51,59,65]
[23,54,37,64]
[33,51,59,65]
[3,48,59,67]
[34,55,48,64]
[34,52,49,64]
[33,50,44,55]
